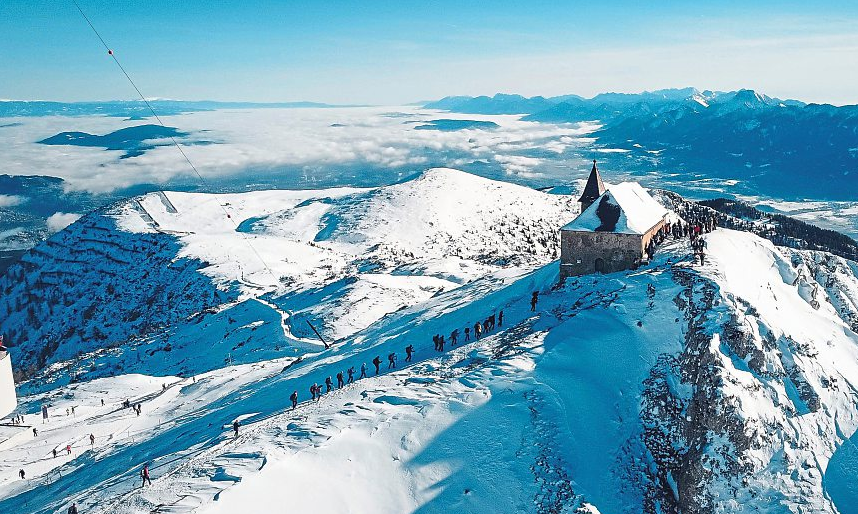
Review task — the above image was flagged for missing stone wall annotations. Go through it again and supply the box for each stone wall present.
[559,221,664,279]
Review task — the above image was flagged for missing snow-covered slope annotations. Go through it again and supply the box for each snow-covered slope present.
[3,171,858,514]
[0,168,574,383]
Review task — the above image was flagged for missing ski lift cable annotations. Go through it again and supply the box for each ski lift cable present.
[69,0,282,288]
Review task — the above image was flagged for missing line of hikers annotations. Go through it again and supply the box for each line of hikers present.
[284,296,541,412]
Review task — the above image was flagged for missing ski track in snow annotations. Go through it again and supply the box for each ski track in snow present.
[2,170,858,513]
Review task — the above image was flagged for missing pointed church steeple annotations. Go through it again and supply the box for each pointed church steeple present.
[578,160,606,212]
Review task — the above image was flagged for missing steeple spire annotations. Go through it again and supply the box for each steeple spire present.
[578,159,606,212]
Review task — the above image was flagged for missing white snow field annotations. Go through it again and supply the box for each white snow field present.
[2,169,858,513]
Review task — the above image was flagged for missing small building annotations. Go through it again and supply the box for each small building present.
[0,350,16,419]
[560,162,667,279]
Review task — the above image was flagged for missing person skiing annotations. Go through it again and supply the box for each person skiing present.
[498,310,504,327]
[530,291,539,311]
[336,371,344,388]
[232,420,239,438]
[310,384,317,401]
[464,327,470,342]
[372,356,381,375]
[325,376,333,393]
[19,469,25,479]
[347,367,355,384]
[141,465,152,487]
[90,433,95,446]
[405,344,414,362]
[290,390,298,409]
[360,363,368,379]
[67,502,78,514]
[387,352,397,369]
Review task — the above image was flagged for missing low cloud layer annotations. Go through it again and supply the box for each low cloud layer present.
[46,212,82,232]
[0,107,595,193]
[0,194,25,207]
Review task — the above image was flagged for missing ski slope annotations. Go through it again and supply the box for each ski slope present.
[2,170,858,513]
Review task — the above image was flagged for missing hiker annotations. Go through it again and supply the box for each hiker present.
[498,310,504,327]
[438,335,445,352]
[464,327,470,342]
[66,444,71,455]
[489,314,496,331]
[90,433,95,446]
[388,352,397,369]
[141,465,152,487]
[310,384,317,401]
[135,404,141,417]
[474,322,482,339]
[405,344,414,362]
[290,390,298,409]
[451,329,459,346]
[67,503,78,514]
[483,320,490,335]
[53,448,57,458]
[101,399,105,406]
[432,334,440,352]
[233,420,239,437]
[360,363,368,379]
[19,469,25,480]
[530,291,539,311]
[325,376,333,393]
[33,428,38,437]
[336,371,344,388]
[71,406,76,417]
[372,356,381,375]
[347,367,355,384]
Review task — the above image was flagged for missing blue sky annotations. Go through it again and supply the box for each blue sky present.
[2,1,857,104]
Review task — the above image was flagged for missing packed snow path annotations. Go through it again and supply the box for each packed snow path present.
[3,169,858,512]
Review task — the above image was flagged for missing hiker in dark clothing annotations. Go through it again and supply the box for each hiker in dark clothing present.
[474,322,482,339]
[432,334,440,351]
[53,448,57,458]
[325,376,333,393]
[498,310,504,327]
[233,420,240,437]
[464,327,470,342]
[336,371,345,388]
[438,336,445,352]
[372,356,381,375]
[67,503,78,514]
[33,428,37,437]
[310,384,317,401]
[530,291,539,311]
[90,433,95,446]
[141,465,152,487]
[360,363,368,379]
[101,399,105,406]
[290,391,298,410]
[388,352,397,369]
[347,367,355,384]
[450,330,458,346]
[489,314,496,331]
[405,345,414,362]
[483,320,489,335]
[19,469,25,479]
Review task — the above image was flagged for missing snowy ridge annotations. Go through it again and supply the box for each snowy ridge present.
[3,171,858,513]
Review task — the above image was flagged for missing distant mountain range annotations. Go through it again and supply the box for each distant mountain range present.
[425,89,858,200]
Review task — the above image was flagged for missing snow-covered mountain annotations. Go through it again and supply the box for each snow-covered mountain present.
[2,170,858,514]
